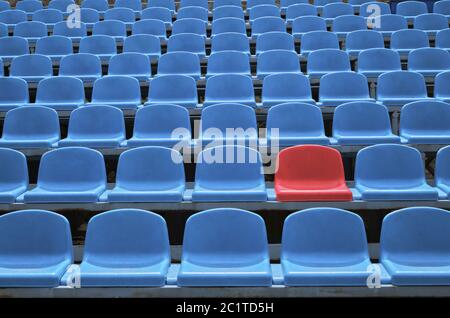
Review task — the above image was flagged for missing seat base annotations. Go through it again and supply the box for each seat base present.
[275,185,353,202]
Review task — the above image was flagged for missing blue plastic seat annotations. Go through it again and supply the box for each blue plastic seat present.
[307,49,351,79]
[319,71,373,106]
[146,0,175,13]
[132,19,167,39]
[35,76,85,110]
[93,20,127,40]
[0,21,6,36]
[59,53,102,83]
[108,147,185,202]
[345,30,384,57]
[104,8,136,27]
[281,0,309,11]
[32,9,63,28]
[436,29,450,51]
[390,29,429,56]
[357,48,402,79]
[89,76,142,109]
[435,71,450,103]
[59,105,125,148]
[177,6,208,22]
[249,4,280,23]
[408,48,450,77]
[266,103,329,146]
[292,16,328,39]
[256,32,295,55]
[141,7,173,26]
[214,0,242,9]
[262,73,315,107]
[300,31,339,56]
[48,0,76,12]
[380,207,450,285]
[35,35,73,61]
[397,0,428,21]
[213,5,245,20]
[333,101,400,144]
[207,51,250,78]
[211,17,246,35]
[108,52,151,81]
[399,100,450,144]
[123,34,161,60]
[146,75,198,108]
[282,208,372,286]
[10,54,52,83]
[82,0,109,13]
[14,21,47,43]
[414,13,448,36]
[0,10,27,28]
[377,71,430,106]
[372,14,407,37]
[157,52,201,80]
[332,15,367,38]
[359,1,391,17]
[167,33,206,59]
[434,0,450,17]
[79,209,170,286]
[314,0,342,8]
[53,21,87,43]
[79,35,117,62]
[322,3,354,21]
[248,0,275,9]
[0,36,29,63]
[127,104,191,148]
[180,0,208,9]
[251,17,286,38]
[204,74,256,107]
[24,147,106,203]
[0,1,10,12]
[0,77,29,111]
[0,149,28,203]
[0,210,72,287]
[354,144,438,200]
[257,49,301,79]
[199,103,258,147]
[115,0,142,12]
[17,1,43,16]
[436,146,450,197]
[286,3,317,24]
[172,18,206,37]
[0,106,59,148]
[78,8,100,28]
[210,32,250,55]
[178,208,271,286]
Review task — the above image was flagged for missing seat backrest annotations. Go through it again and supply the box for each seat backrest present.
[212,5,245,20]
[307,49,351,73]
[0,77,29,104]
[93,20,127,37]
[32,8,63,24]
[82,0,109,12]
[36,76,85,104]
[322,2,354,19]
[115,0,142,11]
[177,6,209,21]
[207,51,250,74]
[292,16,327,34]
[214,0,242,9]
[141,7,173,23]
[332,15,367,32]
[346,30,384,51]
[10,54,52,77]
[436,146,450,188]
[205,74,255,102]
[59,53,102,77]
[146,0,175,12]
[397,0,428,16]
[35,35,73,56]
[17,0,43,13]
[91,76,141,103]
[0,0,10,12]
[434,0,450,14]
[79,35,117,55]
[377,71,428,99]
[249,4,280,22]
[262,73,313,101]
[257,49,300,73]
[148,74,198,105]
[248,0,275,9]
[0,36,29,57]
[319,71,370,99]
[414,13,448,30]
[400,100,450,136]
[251,16,286,36]
[0,148,28,190]
[435,70,450,98]
[53,21,87,37]
[373,14,407,31]
[408,48,450,71]
[436,29,450,49]
[314,0,342,6]
[132,19,166,37]
[256,31,295,54]
[109,52,151,76]
[157,51,200,77]
[282,208,369,266]
[391,29,429,50]
[14,21,47,38]
[210,32,250,54]
[172,18,206,36]
[182,208,269,266]
[83,209,170,267]
[357,48,401,73]
[104,7,136,23]
[286,3,317,20]
[300,30,339,52]
[123,34,161,56]
[167,33,205,55]
[359,1,391,17]
[180,0,208,9]
[79,8,100,23]
[211,17,246,34]
[0,21,6,37]
[48,0,75,12]
[0,9,27,25]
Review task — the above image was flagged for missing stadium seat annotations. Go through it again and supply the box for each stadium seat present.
[256,32,295,55]
[0,1,10,12]
[210,32,250,55]
[408,48,450,77]
[292,16,327,39]
[172,18,206,37]
[314,0,343,7]
[435,71,450,102]
[390,29,429,56]
[146,75,198,108]
[0,149,28,203]
[307,49,351,79]
[59,53,102,83]
[93,20,127,40]
[286,4,318,25]
[357,48,402,79]
[157,52,201,80]
[372,14,408,37]
[177,6,209,22]
[141,7,172,26]
[377,71,430,106]
[434,0,450,17]
[34,77,85,110]
[79,209,170,286]
[249,4,280,23]
[332,15,367,38]
[397,0,428,22]
[10,54,52,83]
[89,76,142,109]
[53,21,87,43]
[332,102,400,145]
[0,105,59,149]
[436,146,450,197]
[104,8,136,27]
[319,71,373,106]
[167,33,206,59]
[13,21,47,43]
[204,74,256,107]
[0,10,27,28]
[266,103,329,146]
[322,3,354,21]
[180,0,208,9]
[35,36,73,61]
[248,0,275,10]
[79,35,117,62]
[214,0,242,9]
[257,49,301,79]
[251,17,286,38]
[82,0,109,13]
[0,210,72,287]
[436,29,450,51]
[274,145,353,201]
[177,208,272,286]
[354,144,438,200]
[32,9,63,28]
[359,1,391,17]
[127,104,191,148]
[206,51,251,78]
[380,207,450,285]
[399,100,450,144]
[199,103,258,147]
[0,77,29,111]
[48,0,76,12]
[414,13,448,36]
[281,208,372,286]
[115,0,142,12]
[17,0,43,15]
[0,36,29,63]
[345,30,384,57]
[59,105,126,148]
[78,8,100,28]
[262,73,315,107]
[300,31,339,56]
[146,0,175,13]
[108,52,151,81]
[192,146,267,202]
[123,34,161,60]
[212,5,245,20]
[211,17,247,35]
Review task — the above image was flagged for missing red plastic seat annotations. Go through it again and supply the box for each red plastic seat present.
[274,145,353,201]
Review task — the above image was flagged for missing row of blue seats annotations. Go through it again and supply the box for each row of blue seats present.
[1,143,450,203]
[1,71,449,110]
[1,206,450,287]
